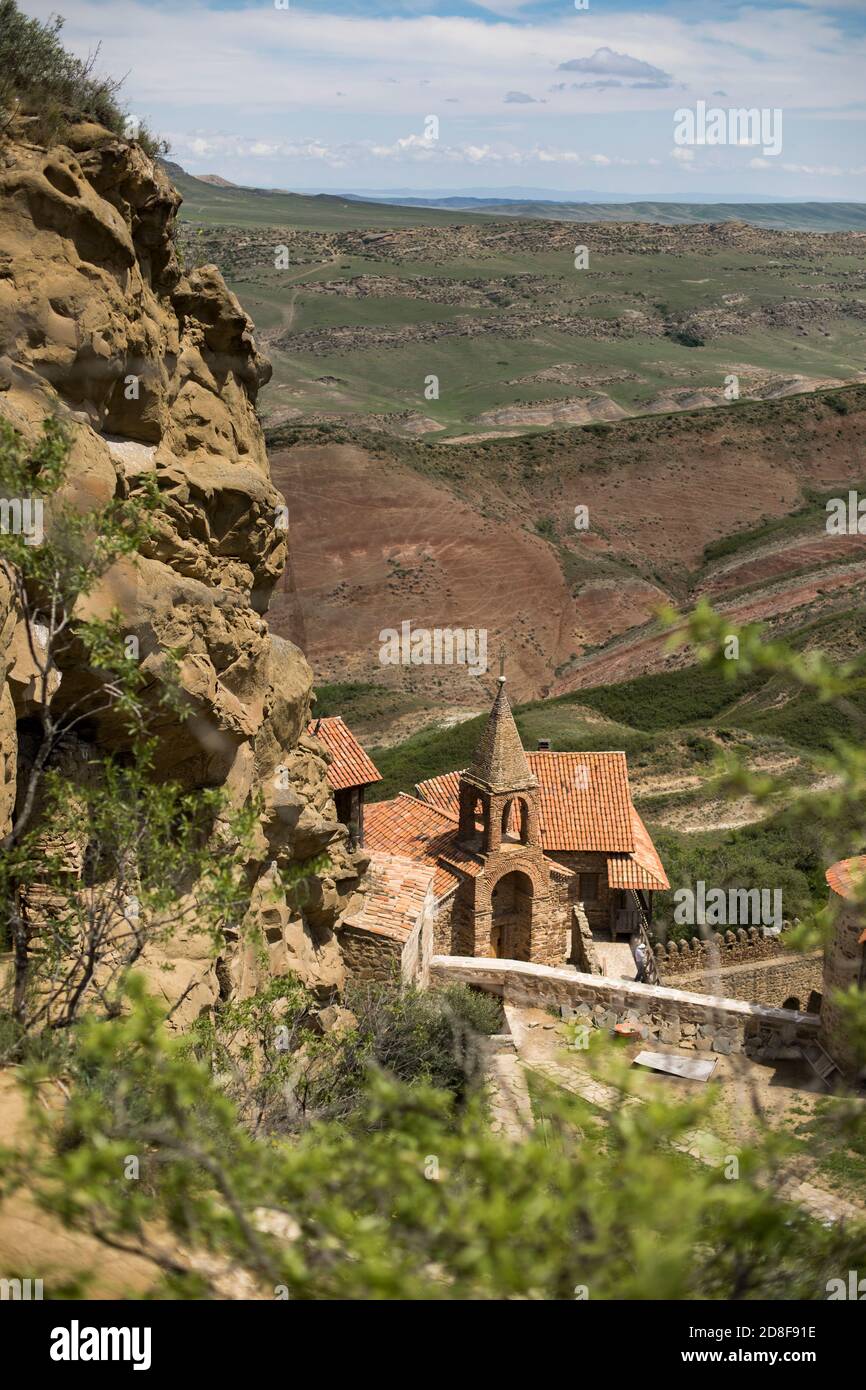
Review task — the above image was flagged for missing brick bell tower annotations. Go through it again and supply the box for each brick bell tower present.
[457,668,541,855]
[455,663,559,964]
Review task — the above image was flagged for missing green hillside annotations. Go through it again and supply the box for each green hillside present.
[168,165,491,231]
[166,163,866,437]
[374,197,866,233]
[167,166,866,234]
[358,608,866,803]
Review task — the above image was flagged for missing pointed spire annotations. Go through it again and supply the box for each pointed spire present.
[464,671,536,794]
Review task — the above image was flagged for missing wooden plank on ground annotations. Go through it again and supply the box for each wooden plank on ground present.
[632,1050,717,1081]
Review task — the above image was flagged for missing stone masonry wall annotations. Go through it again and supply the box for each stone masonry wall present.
[819,900,866,1077]
[546,850,611,933]
[663,951,823,1010]
[654,928,796,976]
[430,956,819,1060]
[399,886,437,989]
[339,923,403,983]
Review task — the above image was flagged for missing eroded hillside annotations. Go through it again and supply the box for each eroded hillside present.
[174,199,866,439]
[267,385,866,722]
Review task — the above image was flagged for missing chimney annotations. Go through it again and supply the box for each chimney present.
[537,738,551,751]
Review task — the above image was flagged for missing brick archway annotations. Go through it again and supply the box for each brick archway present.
[490,870,534,961]
[477,854,548,911]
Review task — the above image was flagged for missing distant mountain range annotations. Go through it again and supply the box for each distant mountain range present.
[162,163,866,233]
[298,185,841,205]
[352,195,866,230]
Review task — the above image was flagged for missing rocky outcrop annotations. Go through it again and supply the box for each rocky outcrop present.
[0,119,366,1018]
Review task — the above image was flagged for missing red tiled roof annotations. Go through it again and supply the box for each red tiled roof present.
[416,770,461,817]
[364,794,479,897]
[624,806,669,890]
[416,753,668,893]
[307,716,381,791]
[418,751,635,853]
[608,808,669,892]
[345,851,436,940]
[826,856,866,903]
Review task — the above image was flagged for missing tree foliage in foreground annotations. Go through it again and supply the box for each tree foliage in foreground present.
[2,977,863,1301]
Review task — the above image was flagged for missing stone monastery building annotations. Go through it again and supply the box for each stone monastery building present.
[346,674,669,969]
[310,688,866,1085]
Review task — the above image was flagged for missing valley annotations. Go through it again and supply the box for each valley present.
[172,163,866,934]
[170,166,866,442]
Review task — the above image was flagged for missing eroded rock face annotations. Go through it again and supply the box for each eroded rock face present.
[0,121,366,1017]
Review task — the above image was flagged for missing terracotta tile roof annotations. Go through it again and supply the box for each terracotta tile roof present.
[417,770,461,817]
[608,808,669,892]
[346,851,436,940]
[417,753,668,893]
[364,794,479,897]
[826,856,866,903]
[306,716,381,791]
[532,751,635,853]
[418,752,635,853]
[625,806,675,889]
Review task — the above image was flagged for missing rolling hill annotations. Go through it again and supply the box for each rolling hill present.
[363,196,866,232]
[169,168,866,440]
[165,163,493,231]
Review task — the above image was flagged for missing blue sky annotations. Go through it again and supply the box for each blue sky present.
[20,0,866,198]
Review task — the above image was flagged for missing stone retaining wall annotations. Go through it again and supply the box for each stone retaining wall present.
[662,951,823,1010]
[430,956,819,1060]
[400,890,436,988]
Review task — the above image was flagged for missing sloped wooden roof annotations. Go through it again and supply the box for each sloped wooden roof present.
[307,716,381,791]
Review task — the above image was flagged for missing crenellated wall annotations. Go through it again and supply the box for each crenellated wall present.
[653,930,823,1009]
[654,927,794,974]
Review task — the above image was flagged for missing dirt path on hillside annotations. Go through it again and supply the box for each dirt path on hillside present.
[260,257,340,347]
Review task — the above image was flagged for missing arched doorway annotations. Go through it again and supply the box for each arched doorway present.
[491,870,534,960]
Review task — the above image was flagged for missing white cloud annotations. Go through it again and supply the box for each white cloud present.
[19,0,866,121]
[168,129,616,168]
[17,0,866,194]
[557,46,673,89]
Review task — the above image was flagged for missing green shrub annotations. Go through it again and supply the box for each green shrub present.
[305,979,501,1123]
[0,1,164,156]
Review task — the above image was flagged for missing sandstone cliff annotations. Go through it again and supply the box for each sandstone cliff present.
[0,119,366,1018]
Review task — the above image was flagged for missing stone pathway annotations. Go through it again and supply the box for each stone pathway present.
[592,938,638,981]
[485,1049,534,1141]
